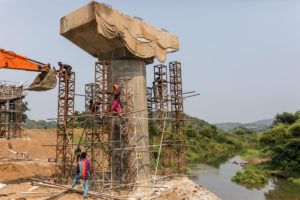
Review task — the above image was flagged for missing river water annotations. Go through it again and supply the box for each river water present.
[190,156,300,200]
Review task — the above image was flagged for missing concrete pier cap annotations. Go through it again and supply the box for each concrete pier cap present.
[60,1,179,186]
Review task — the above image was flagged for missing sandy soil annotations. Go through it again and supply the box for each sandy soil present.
[0,161,55,183]
[0,129,57,160]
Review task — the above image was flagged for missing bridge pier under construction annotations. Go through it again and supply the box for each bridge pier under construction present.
[54,1,189,194]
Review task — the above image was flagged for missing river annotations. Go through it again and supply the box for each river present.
[190,156,300,200]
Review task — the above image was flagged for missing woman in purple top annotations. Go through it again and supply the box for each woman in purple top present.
[111,84,122,117]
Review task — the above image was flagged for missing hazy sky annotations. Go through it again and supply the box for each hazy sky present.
[1,0,300,124]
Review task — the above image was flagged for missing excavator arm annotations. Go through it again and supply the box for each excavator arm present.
[0,48,50,71]
[0,48,57,91]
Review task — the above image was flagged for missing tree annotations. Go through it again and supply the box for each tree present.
[294,111,300,120]
[273,112,296,125]
[21,102,30,122]
[261,115,300,171]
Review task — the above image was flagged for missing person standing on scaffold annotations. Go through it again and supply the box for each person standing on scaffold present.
[111,84,122,118]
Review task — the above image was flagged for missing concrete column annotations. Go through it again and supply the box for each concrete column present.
[111,59,151,185]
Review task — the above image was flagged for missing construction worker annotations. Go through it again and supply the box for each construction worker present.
[58,61,72,74]
[111,84,122,117]
[72,152,91,199]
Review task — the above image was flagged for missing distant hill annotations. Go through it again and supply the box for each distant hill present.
[215,119,273,132]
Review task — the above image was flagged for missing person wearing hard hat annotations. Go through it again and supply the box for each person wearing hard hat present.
[111,84,122,117]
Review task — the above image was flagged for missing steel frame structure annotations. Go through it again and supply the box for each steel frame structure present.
[153,64,172,174]
[149,62,186,175]
[54,60,187,192]
[153,65,169,116]
[0,85,24,139]
[81,62,138,192]
[83,61,113,191]
[169,61,186,173]
[55,71,75,182]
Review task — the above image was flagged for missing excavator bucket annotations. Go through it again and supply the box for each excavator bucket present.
[27,70,57,91]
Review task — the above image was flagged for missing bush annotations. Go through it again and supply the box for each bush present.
[288,177,300,184]
[260,114,300,172]
[231,166,269,189]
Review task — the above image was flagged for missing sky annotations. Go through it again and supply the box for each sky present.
[1,0,300,124]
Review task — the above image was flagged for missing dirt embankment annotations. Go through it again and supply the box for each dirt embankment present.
[0,129,58,183]
[0,129,57,160]
[0,161,55,183]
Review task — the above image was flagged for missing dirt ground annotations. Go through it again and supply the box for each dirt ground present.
[0,129,221,200]
[0,129,57,160]
[0,177,221,200]
[0,129,57,183]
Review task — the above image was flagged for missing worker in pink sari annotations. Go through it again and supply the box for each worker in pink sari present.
[111,84,122,117]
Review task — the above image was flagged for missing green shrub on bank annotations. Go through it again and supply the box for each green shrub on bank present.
[260,113,300,172]
[231,166,269,189]
[288,177,300,184]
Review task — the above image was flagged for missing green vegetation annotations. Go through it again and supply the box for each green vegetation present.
[264,178,300,200]
[21,102,30,122]
[74,111,86,128]
[147,113,258,170]
[231,166,269,189]
[23,110,86,129]
[183,116,258,166]
[240,149,262,160]
[230,111,300,189]
[215,119,273,132]
[288,177,300,184]
[24,119,56,129]
[260,111,300,172]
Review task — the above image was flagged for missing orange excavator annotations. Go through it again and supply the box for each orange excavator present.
[0,48,57,91]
